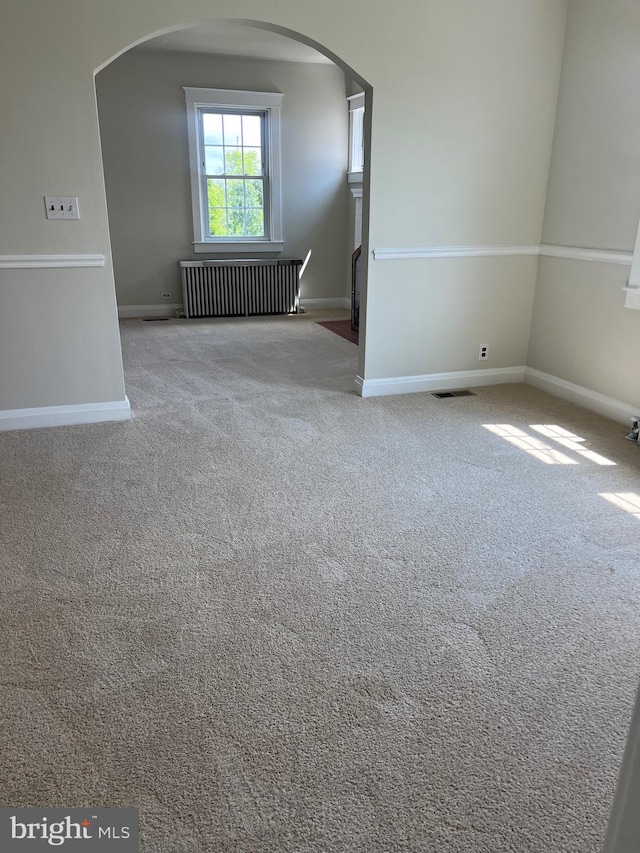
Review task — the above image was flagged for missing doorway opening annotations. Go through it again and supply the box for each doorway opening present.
[94,19,371,403]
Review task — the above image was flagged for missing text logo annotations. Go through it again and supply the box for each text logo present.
[1,809,138,851]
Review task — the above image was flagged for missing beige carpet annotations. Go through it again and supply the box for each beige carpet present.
[1,311,640,852]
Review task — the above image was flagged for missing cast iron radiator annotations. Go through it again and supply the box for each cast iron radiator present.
[180,259,303,319]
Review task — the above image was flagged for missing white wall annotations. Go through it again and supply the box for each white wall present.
[361,0,567,386]
[604,683,640,853]
[0,0,567,419]
[364,256,539,380]
[538,2,640,846]
[96,49,350,309]
[528,0,640,411]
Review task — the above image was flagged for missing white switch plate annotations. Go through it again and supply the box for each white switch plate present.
[44,196,79,220]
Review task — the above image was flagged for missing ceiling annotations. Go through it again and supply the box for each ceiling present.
[136,21,333,65]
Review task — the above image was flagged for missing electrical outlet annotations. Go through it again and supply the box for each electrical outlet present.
[478,343,489,361]
[162,292,172,300]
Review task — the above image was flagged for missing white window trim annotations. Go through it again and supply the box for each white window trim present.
[348,92,365,178]
[184,87,284,254]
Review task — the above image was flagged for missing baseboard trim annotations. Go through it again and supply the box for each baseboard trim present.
[355,367,525,398]
[118,304,180,319]
[0,397,132,431]
[354,365,637,424]
[301,297,350,310]
[524,368,635,426]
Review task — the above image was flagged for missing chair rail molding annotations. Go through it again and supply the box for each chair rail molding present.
[539,245,633,265]
[372,244,634,264]
[0,254,106,269]
[372,245,539,260]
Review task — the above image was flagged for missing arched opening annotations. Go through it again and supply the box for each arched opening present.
[94,19,371,406]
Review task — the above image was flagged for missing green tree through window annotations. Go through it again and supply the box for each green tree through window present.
[202,111,266,239]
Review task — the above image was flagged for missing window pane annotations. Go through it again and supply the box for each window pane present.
[245,208,264,237]
[242,114,262,147]
[204,146,224,175]
[223,113,242,146]
[206,179,228,236]
[245,179,264,208]
[224,147,243,175]
[227,207,246,236]
[202,113,223,145]
[207,178,225,206]
[208,209,228,236]
[243,148,262,176]
[226,180,244,208]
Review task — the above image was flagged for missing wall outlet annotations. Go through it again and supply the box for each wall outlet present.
[478,343,489,361]
[162,292,172,300]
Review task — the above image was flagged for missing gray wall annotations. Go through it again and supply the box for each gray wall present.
[0,0,568,413]
[96,49,350,308]
[528,0,640,407]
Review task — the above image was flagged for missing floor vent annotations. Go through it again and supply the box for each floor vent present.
[432,390,476,399]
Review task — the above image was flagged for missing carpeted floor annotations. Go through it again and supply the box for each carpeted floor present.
[1,310,640,852]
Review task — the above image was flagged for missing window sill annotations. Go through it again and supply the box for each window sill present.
[347,171,363,184]
[193,241,284,254]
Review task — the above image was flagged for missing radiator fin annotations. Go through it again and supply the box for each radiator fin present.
[180,260,302,319]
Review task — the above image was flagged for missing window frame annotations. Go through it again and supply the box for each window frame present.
[347,92,365,182]
[184,87,284,253]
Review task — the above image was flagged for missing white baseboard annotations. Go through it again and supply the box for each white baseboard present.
[354,365,637,425]
[300,297,350,311]
[0,397,131,432]
[524,368,636,426]
[118,304,180,319]
[355,366,525,398]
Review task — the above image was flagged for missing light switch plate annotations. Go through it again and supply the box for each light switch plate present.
[45,196,79,220]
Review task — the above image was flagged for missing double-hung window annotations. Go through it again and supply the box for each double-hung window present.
[184,88,283,253]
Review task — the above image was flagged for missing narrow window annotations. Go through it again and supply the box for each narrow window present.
[348,92,365,178]
[184,88,283,253]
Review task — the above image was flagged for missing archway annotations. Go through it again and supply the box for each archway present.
[94,18,371,402]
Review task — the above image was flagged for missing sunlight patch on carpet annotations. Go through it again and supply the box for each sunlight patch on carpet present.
[530,425,616,466]
[600,492,640,520]
[483,424,577,465]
